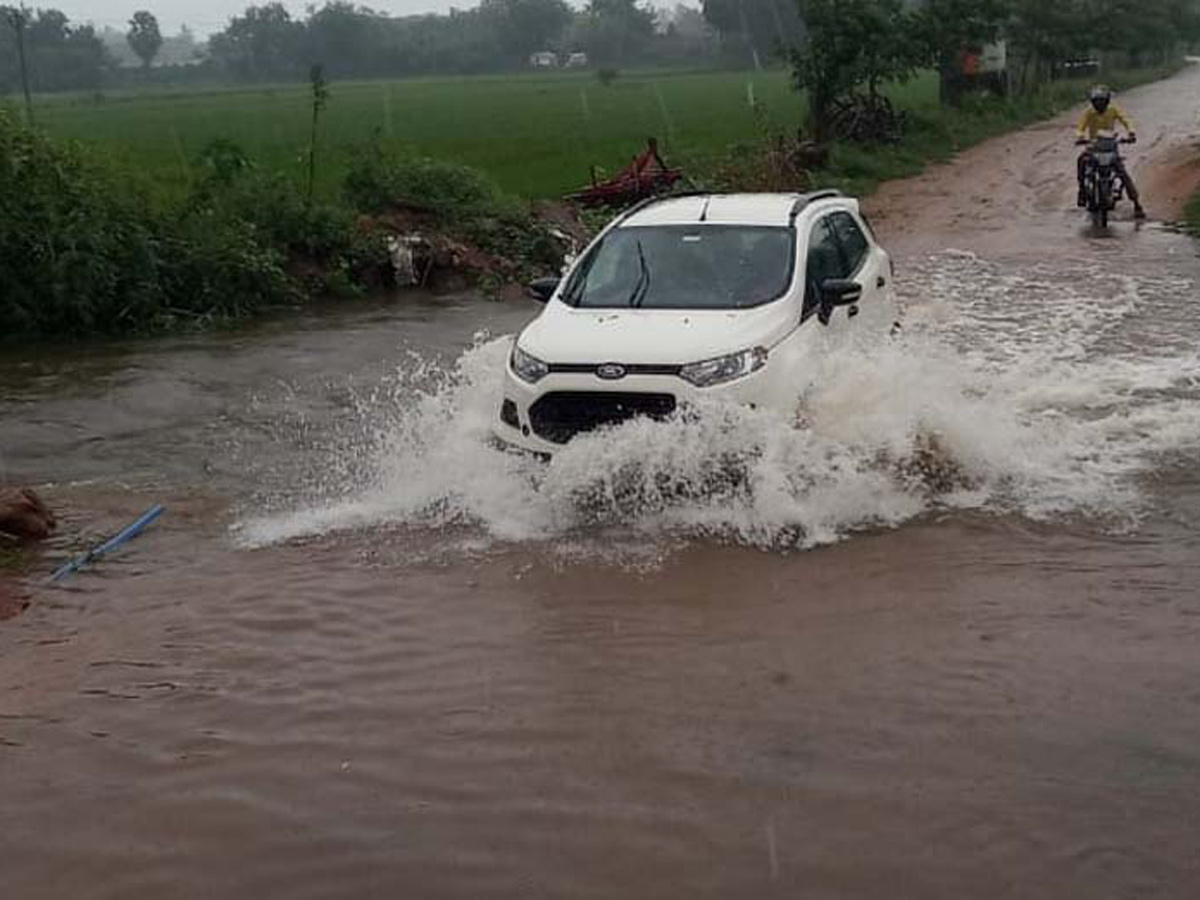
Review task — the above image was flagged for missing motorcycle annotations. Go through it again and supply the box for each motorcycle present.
[1077,130,1136,229]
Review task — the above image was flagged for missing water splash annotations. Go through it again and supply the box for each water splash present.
[237,252,1200,552]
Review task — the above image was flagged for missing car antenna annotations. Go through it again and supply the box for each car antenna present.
[698,195,712,223]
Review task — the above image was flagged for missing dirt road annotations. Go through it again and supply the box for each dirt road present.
[868,62,1200,256]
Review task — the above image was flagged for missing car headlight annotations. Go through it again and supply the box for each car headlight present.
[510,344,549,384]
[679,347,769,388]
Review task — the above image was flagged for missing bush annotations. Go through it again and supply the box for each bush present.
[159,214,294,323]
[596,67,620,86]
[189,141,388,294]
[344,144,511,221]
[0,110,295,338]
[0,111,154,335]
[342,141,569,285]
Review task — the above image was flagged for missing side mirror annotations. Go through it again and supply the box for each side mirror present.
[821,278,863,307]
[528,276,559,304]
[818,278,863,326]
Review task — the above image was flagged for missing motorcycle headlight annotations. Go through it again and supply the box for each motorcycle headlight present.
[510,344,549,384]
[679,347,769,388]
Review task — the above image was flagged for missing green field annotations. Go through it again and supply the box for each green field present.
[31,64,1179,204]
[31,69,829,201]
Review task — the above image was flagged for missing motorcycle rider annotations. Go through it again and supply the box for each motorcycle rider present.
[1077,85,1146,219]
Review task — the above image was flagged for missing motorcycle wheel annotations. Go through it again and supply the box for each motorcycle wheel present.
[1097,180,1112,229]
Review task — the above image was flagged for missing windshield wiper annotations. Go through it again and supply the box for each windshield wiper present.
[627,239,652,308]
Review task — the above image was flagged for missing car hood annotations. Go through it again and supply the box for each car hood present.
[517,302,793,366]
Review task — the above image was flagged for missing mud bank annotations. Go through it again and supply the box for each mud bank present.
[0,488,55,620]
[0,576,28,620]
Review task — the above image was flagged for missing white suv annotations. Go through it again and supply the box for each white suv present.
[496,191,898,454]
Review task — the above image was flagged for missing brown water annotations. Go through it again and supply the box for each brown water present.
[3,69,1200,899]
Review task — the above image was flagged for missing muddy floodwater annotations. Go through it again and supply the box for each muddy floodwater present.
[4,68,1200,899]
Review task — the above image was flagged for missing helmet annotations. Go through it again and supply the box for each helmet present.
[1090,85,1112,112]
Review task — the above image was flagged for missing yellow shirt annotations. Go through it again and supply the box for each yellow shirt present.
[1077,104,1135,139]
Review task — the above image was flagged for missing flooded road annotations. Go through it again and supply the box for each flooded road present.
[4,68,1200,899]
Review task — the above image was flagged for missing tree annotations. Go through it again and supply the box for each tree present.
[208,3,305,80]
[1005,0,1092,85]
[789,0,921,140]
[1,6,108,94]
[658,3,718,61]
[480,0,572,62]
[907,0,1008,102]
[1092,0,1196,63]
[668,3,714,41]
[160,23,203,65]
[1,6,34,121]
[576,0,657,64]
[305,3,384,77]
[127,10,163,69]
[702,0,802,68]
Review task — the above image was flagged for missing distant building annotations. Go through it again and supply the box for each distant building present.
[529,51,558,69]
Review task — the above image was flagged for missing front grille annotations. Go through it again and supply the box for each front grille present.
[529,391,677,444]
[545,363,682,377]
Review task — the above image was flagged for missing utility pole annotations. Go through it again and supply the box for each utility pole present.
[737,0,762,71]
[6,5,34,124]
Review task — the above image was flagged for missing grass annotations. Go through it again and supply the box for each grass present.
[29,64,1185,205]
[1186,186,1200,237]
[33,68,808,202]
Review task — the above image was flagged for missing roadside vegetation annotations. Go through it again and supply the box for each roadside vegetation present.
[795,0,1196,117]
[0,105,571,339]
[3,0,1199,339]
[1186,190,1200,238]
[722,63,1187,196]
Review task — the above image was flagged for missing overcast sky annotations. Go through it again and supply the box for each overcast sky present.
[51,1,482,35]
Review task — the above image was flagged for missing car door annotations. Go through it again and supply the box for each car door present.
[802,214,852,332]
[826,209,893,331]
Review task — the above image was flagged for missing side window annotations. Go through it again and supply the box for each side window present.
[829,211,870,275]
[803,217,846,312]
[858,211,880,242]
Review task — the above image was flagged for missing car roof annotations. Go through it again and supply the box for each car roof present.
[619,192,854,228]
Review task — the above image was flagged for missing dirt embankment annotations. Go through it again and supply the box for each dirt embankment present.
[1139,141,1200,221]
[0,488,56,620]
[353,200,592,297]
[0,579,28,620]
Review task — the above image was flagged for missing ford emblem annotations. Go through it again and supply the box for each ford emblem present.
[596,363,627,381]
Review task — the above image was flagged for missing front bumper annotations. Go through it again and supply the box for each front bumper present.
[493,363,774,455]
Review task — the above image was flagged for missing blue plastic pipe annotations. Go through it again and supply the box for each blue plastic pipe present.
[49,504,165,583]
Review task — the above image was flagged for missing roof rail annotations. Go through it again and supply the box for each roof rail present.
[788,189,843,225]
[616,190,714,225]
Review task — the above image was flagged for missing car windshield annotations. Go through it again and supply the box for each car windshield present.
[562,225,795,310]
